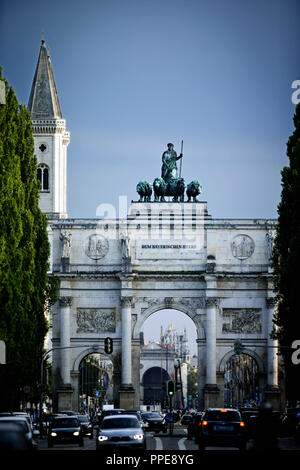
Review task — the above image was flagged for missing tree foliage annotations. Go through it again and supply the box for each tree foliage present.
[0,69,55,409]
[272,103,300,401]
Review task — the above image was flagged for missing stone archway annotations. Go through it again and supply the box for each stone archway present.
[219,349,265,407]
[133,299,205,340]
[142,367,170,405]
[137,303,202,409]
[71,348,120,411]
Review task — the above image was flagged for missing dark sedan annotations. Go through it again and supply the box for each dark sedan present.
[77,414,93,439]
[48,416,83,448]
[141,412,167,433]
[187,413,204,441]
[198,408,247,451]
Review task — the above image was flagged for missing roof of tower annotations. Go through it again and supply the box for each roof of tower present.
[27,37,62,119]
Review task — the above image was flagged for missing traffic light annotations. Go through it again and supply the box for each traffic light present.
[167,380,175,396]
[176,382,181,391]
[104,337,113,354]
[194,392,199,399]
[234,339,244,355]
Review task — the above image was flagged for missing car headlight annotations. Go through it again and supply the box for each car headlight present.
[73,431,80,436]
[133,434,144,440]
[98,435,109,442]
[51,432,57,437]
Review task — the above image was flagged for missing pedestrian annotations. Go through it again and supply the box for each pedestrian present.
[164,408,176,435]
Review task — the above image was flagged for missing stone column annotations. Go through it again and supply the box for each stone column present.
[59,296,72,384]
[119,296,135,409]
[264,297,281,410]
[205,297,218,387]
[266,297,279,388]
[120,296,133,388]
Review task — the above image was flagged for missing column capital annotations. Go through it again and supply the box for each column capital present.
[121,296,133,307]
[59,296,72,307]
[205,297,219,308]
[266,297,276,308]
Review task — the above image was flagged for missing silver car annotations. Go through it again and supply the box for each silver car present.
[0,416,38,450]
[96,414,146,450]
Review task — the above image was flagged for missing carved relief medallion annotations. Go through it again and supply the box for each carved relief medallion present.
[222,308,262,334]
[85,234,109,260]
[231,235,255,260]
[77,308,115,333]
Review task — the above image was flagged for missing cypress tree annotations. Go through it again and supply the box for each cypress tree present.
[272,103,300,403]
[0,69,53,409]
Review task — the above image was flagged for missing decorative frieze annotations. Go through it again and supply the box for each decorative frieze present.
[135,296,205,311]
[76,308,115,333]
[222,308,262,334]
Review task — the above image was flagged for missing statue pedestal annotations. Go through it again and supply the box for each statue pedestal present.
[119,385,135,410]
[264,387,282,411]
[57,384,73,411]
[204,385,221,408]
[61,257,70,273]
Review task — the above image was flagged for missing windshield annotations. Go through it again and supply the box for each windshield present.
[205,411,241,421]
[78,416,89,422]
[52,418,79,428]
[0,419,28,432]
[142,413,162,419]
[101,417,140,429]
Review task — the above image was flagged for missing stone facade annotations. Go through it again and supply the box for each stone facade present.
[47,202,279,410]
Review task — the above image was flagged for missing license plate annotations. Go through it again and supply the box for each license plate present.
[213,425,234,432]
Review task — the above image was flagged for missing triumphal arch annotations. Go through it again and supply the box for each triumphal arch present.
[28,37,281,412]
[49,198,280,411]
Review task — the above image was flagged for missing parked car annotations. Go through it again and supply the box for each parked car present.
[0,416,38,450]
[97,409,125,425]
[295,413,300,442]
[48,416,83,448]
[187,412,204,440]
[76,414,93,439]
[96,414,146,450]
[141,411,167,433]
[198,408,247,451]
[181,414,194,426]
[0,421,33,451]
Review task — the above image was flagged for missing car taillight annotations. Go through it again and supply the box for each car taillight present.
[240,422,245,427]
[202,421,208,426]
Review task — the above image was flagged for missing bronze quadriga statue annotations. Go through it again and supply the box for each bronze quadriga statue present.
[136,143,202,203]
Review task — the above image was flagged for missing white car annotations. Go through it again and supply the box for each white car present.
[96,414,146,450]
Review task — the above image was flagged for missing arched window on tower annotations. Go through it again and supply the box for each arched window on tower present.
[37,164,49,191]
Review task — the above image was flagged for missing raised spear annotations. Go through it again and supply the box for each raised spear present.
[179,140,183,178]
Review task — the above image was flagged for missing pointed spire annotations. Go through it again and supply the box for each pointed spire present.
[27,36,62,119]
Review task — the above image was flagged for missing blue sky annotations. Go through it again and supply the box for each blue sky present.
[1,0,299,222]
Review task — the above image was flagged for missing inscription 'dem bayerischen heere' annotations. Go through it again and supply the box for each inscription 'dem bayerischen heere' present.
[142,244,197,249]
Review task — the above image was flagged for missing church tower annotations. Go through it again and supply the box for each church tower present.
[28,36,70,219]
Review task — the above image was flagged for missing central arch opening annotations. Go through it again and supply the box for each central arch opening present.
[79,353,113,416]
[140,309,198,410]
